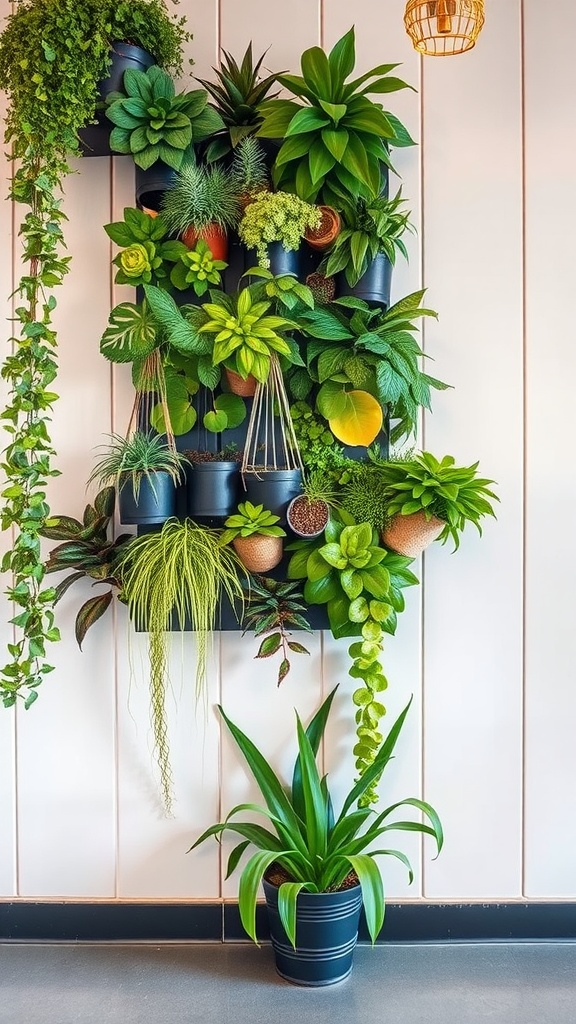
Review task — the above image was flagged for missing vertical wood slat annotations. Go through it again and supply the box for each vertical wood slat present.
[420,2,524,897]
[14,157,117,896]
[522,0,576,898]
[0,41,16,895]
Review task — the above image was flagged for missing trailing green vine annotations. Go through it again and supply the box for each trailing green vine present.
[0,155,70,707]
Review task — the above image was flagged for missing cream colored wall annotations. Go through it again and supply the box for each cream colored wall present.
[1,0,574,903]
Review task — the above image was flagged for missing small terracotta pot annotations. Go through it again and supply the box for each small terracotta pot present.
[305,206,341,251]
[232,535,283,573]
[224,367,257,397]
[382,511,445,558]
[182,223,228,261]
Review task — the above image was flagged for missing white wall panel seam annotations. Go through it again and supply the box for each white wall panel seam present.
[417,47,426,902]
[519,0,528,900]
[109,155,121,901]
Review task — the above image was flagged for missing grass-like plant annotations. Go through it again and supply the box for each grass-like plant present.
[340,465,391,533]
[119,520,246,810]
[160,162,241,236]
[230,136,269,203]
[87,431,187,502]
[189,688,442,946]
[238,191,321,268]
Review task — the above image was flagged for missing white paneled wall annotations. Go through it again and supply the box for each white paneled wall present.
[0,0,574,904]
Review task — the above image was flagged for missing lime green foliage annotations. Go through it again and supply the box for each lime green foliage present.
[0,0,191,165]
[242,576,312,687]
[238,191,321,268]
[170,239,227,296]
[105,208,187,288]
[160,162,241,236]
[120,520,246,811]
[41,487,132,649]
[196,43,282,161]
[230,137,269,199]
[243,267,315,313]
[340,466,391,532]
[287,517,418,802]
[221,501,286,544]
[300,290,449,444]
[106,66,223,171]
[199,287,299,384]
[259,27,414,205]
[372,451,499,551]
[190,689,442,946]
[325,191,413,286]
[87,431,187,503]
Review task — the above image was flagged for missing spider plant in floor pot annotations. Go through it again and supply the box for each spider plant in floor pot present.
[120,519,246,811]
[87,431,188,526]
[190,688,443,986]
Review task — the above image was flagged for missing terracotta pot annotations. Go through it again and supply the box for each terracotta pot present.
[304,206,341,251]
[224,367,257,397]
[382,510,445,557]
[232,535,283,573]
[182,223,228,261]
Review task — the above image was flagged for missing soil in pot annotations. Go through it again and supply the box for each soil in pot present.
[287,495,330,538]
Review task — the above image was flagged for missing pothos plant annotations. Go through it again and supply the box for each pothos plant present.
[287,516,418,805]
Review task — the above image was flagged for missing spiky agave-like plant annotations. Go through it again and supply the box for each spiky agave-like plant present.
[119,521,246,811]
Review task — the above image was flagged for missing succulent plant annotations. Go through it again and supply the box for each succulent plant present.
[170,239,227,296]
[238,191,321,268]
[220,501,286,544]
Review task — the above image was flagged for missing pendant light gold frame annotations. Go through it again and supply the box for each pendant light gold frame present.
[404,0,485,56]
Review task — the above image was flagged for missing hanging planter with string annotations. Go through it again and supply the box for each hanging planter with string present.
[404,0,485,56]
[241,355,304,524]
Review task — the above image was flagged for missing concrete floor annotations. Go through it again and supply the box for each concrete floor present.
[1,941,575,1024]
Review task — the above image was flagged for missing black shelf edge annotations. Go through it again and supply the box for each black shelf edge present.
[2,901,576,943]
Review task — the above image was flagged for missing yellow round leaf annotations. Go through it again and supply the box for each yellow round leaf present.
[328,390,383,446]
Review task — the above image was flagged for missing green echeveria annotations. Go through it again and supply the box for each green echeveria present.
[120,243,152,281]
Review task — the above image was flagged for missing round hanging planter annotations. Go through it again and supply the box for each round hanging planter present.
[224,368,257,397]
[79,43,155,158]
[286,495,330,538]
[135,161,177,214]
[232,535,283,573]
[182,223,228,261]
[119,472,176,526]
[262,878,363,987]
[187,461,240,519]
[242,468,303,524]
[304,206,341,252]
[335,252,392,309]
[382,510,445,557]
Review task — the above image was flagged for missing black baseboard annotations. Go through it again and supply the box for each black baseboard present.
[2,901,576,943]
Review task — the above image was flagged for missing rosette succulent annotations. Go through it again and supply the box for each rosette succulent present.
[170,239,227,296]
[106,66,224,171]
[105,207,187,289]
[238,191,321,268]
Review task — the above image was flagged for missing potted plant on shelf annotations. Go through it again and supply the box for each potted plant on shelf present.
[105,207,188,289]
[230,137,270,211]
[373,450,499,556]
[159,162,241,259]
[87,431,188,525]
[286,469,338,539]
[0,0,190,709]
[185,444,243,519]
[120,519,246,810]
[238,191,321,277]
[325,191,413,306]
[241,576,312,687]
[220,501,286,573]
[195,43,282,163]
[190,688,442,986]
[258,27,414,205]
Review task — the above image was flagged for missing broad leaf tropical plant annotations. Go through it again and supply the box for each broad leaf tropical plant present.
[170,239,227,296]
[105,208,187,289]
[259,27,415,205]
[189,689,443,946]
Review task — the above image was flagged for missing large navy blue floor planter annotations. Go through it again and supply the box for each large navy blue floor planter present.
[263,879,363,987]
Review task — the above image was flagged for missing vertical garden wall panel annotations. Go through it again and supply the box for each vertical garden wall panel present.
[419,1,525,898]
[0,0,574,905]
[523,0,576,898]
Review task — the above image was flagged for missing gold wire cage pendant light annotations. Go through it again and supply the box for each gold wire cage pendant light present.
[404,0,485,56]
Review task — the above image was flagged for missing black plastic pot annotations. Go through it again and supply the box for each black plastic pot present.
[79,44,154,158]
[244,242,304,279]
[119,472,176,525]
[335,252,392,309]
[263,879,363,987]
[242,469,302,524]
[187,462,241,519]
[135,161,178,213]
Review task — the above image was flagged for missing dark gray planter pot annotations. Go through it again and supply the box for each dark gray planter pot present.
[187,462,241,519]
[135,160,177,213]
[263,879,363,987]
[242,469,302,524]
[244,242,304,279]
[119,472,176,525]
[79,44,154,158]
[335,252,392,309]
